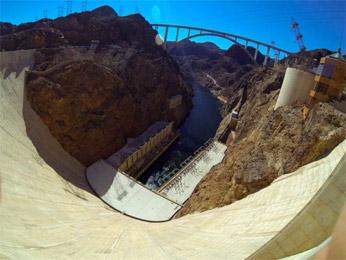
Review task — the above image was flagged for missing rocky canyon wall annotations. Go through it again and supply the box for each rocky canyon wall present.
[1,6,192,165]
[177,62,346,217]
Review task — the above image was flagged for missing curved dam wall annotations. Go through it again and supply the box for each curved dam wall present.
[0,49,345,259]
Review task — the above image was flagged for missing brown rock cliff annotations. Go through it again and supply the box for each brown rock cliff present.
[17,6,192,166]
[176,65,346,217]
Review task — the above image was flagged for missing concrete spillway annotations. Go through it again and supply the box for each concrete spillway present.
[1,50,346,259]
[86,159,182,221]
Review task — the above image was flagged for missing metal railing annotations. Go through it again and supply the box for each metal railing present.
[157,138,220,192]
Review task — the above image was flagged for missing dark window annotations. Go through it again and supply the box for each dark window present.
[315,64,335,78]
[315,83,328,94]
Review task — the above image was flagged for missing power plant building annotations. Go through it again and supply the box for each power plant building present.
[106,121,177,178]
[304,50,346,116]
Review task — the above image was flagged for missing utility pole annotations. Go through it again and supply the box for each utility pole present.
[57,6,64,17]
[291,18,306,52]
[81,0,87,12]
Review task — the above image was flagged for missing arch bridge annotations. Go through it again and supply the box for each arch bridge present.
[152,24,292,66]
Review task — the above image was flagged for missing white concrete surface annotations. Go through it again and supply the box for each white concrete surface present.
[275,67,315,110]
[86,160,181,221]
[1,49,346,259]
[280,237,331,260]
[159,141,227,204]
[250,148,346,259]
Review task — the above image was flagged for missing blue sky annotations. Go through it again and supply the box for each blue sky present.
[1,0,345,54]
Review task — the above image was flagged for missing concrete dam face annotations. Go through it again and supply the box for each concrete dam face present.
[1,50,345,259]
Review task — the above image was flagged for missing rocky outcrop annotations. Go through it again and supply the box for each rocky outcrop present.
[167,40,265,102]
[7,6,193,166]
[0,25,67,50]
[0,22,16,35]
[0,6,162,53]
[169,41,223,59]
[176,64,346,217]
[225,45,264,65]
[283,49,332,70]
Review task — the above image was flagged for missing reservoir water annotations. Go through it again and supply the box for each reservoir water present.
[139,82,222,189]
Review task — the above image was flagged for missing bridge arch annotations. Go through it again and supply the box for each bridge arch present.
[152,24,292,66]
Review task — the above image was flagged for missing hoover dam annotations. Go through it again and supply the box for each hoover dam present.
[1,46,346,260]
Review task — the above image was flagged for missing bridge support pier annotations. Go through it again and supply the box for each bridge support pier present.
[254,44,259,62]
[175,28,180,42]
[274,51,280,66]
[175,28,180,46]
[163,26,169,50]
[285,54,289,65]
[263,47,270,66]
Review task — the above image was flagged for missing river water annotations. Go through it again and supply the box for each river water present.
[139,82,222,189]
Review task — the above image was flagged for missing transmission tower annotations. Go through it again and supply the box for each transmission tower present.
[271,41,279,65]
[42,9,48,19]
[291,18,306,52]
[135,6,140,14]
[81,0,87,12]
[66,0,72,15]
[119,5,124,16]
[57,6,64,17]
